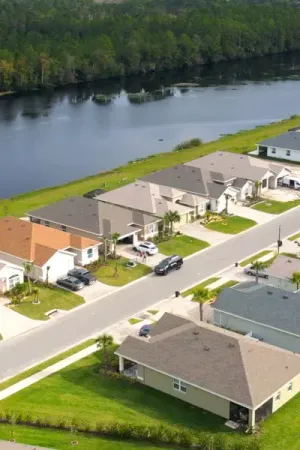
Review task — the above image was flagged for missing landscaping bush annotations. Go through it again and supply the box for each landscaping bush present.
[173,138,203,151]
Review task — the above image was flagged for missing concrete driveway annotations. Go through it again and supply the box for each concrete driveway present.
[230,203,274,224]
[181,223,230,245]
[262,187,300,202]
[0,304,43,340]
[118,245,165,268]
[80,281,119,302]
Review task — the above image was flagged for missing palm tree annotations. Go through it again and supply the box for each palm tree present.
[252,260,268,283]
[291,272,300,290]
[102,237,108,263]
[96,333,114,369]
[23,261,33,294]
[224,193,231,215]
[164,210,181,234]
[32,287,40,304]
[193,288,212,321]
[254,180,262,199]
[111,232,120,259]
[46,266,50,286]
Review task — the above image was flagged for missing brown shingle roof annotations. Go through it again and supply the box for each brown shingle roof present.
[116,313,300,408]
[0,217,98,267]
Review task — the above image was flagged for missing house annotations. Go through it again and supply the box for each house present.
[213,282,300,353]
[141,164,240,213]
[28,196,160,246]
[266,255,300,292]
[116,312,300,428]
[0,216,99,284]
[95,180,209,228]
[186,151,290,192]
[0,261,24,293]
[256,131,300,162]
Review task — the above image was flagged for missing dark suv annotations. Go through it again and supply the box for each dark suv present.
[154,255,183,275]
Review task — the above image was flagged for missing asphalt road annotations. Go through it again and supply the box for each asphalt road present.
[0,207,300,381]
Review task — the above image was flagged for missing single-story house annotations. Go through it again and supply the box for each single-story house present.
[141,164,240,214]
[28,196,160,246]
[0,260,24,293]
[213,281,300,353]
[95,180,209,228]
[0,216,99,284]
[266,255,300,292]
[116,312,300,428]
[186,151,290,192]
[256,131,300,162]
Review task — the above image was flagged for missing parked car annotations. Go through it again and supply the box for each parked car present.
[139,324,153,337]
[134,241,158,256]
[244,265,268,279]
[68,268,97,285]
[57,276,85,291]
[154,255,183,275]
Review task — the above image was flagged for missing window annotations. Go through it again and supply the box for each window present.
[286,150,291,156]
[275,392,281,402]
[87,248,93,258]
[271,148,276,154]
[8,274,20,289]
[61,225,67,232]
[44,221,50,227]
[288,382,293,392]
[173,378,187,394]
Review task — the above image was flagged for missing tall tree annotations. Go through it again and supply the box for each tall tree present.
[291,272,300,290]
[193,288,211,321]
[164,210,181,234]
[96,333,114,369]
[23,261,34,294]
[251,260,268,284]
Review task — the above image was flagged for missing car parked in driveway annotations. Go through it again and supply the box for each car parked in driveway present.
[57,276,85,291]
[68,268,97,285]
[154,255,183,275]
[244,265,268,279]
[139,324,153,337]
[134,241,158,256]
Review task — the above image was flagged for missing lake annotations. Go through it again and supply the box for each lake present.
[1,52,300,198]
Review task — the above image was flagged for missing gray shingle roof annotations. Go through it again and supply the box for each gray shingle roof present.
[259,131,300,151]
[116,312,300,408]
[213,281,300,336]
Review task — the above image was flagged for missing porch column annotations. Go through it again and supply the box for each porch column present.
[119,355,124,373]
[248,409,256,428]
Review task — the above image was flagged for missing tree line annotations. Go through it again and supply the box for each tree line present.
[1,0,300,92]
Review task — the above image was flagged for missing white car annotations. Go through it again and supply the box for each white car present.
[134,241,158,256]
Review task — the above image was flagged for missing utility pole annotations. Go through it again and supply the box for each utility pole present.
[277,225,282,255]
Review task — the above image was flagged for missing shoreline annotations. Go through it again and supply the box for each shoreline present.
[1,115,299,217]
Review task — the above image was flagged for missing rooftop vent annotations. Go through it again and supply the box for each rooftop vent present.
[267,291,273,295]
[177,176,180,179]
[68,214,72,217]
[203,346,210,351]
[93,213,97,216]
[231,167,235,169]
[7,228,12,231]
[193,331,199,336]
[21,223,26,227]
[211,163,214,165]
[228,343,235,348]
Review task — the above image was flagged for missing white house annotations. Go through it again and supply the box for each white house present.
[256,131,300,163]
[0,261,24,293]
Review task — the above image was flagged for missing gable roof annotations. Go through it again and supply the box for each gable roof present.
[186,151,287,181]
[213,281,300,336]
[116,312,300,408]
[96,181,193,217]
[259,131,300,151]
[28,196,158,238]
[267,255,300,280]
[0,217,98,267]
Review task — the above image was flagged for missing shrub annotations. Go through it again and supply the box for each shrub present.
[173,137,203,151]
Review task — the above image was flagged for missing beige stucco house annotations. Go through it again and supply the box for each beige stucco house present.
[116,313,300,428]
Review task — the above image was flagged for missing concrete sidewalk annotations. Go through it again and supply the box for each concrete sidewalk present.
[0,305,43,340]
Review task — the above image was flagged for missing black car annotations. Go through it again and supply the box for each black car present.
[154,255,183,275]
[139,324,153,337]
[68,268,97,285]
[57,276,84,291]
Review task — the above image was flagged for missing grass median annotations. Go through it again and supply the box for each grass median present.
[239,250,272,267]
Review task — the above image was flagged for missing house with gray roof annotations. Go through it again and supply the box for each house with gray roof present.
[213,281,300,353]
[116,312,300,428]
[256,130,300,162]
[96,180,209,229]
[266,254,300,292]
[28,196,160,247]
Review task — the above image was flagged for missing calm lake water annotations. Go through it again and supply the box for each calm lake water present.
[1,53,300,198]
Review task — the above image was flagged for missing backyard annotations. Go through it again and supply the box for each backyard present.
[92,257,152,286]
[204,216,256,234]
[10,283,84,321]
[157,235,209,257]
[252,199,300,214]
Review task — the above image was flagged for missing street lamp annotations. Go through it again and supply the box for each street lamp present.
[277,225,282,255]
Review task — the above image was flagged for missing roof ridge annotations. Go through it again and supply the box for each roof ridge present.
[237,341,256,407]
[149,322,195,343]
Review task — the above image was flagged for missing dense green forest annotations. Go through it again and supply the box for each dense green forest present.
[0,0,300,92]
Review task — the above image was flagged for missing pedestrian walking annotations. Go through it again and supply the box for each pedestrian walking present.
[142,252,147,263]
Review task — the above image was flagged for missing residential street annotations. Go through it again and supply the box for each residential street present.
[0,206,300,381]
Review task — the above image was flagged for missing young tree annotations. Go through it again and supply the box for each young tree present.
[32,287,40,304]
[164,210,181,234]
[252,260,268,283]
[96,333,114,369]
[193,288,211,321]
[224,193,231,215]
[46,266,50,286]
[111,232,120,259]
[291,272,300,290]
[23,261,33,294]
[254,180,262,199]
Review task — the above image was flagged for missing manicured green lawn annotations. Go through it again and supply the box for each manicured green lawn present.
[252,199,300,214]
[0,424,173,450]
[93,257,152,286]
[1,116,300,218]
[205,216,256,234]
[240,250,272,267]
[128,318,142,325]
[288,231,300,241]
[182,277,220,297]
[11,284,84,321]
[157,235,209,257]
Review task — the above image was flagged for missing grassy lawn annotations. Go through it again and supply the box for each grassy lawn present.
[288,231,300,241]
[93,257,152,286]
[147,309,159,315]
[182,277,220,297]
[205,216,256,234]
[240,250,272,267]
[0,424,173,450]
[157,235,209,257]
[11,284,84,321]
[1,116,300,218]
[128,318,142,325]
[252,199,300,214]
